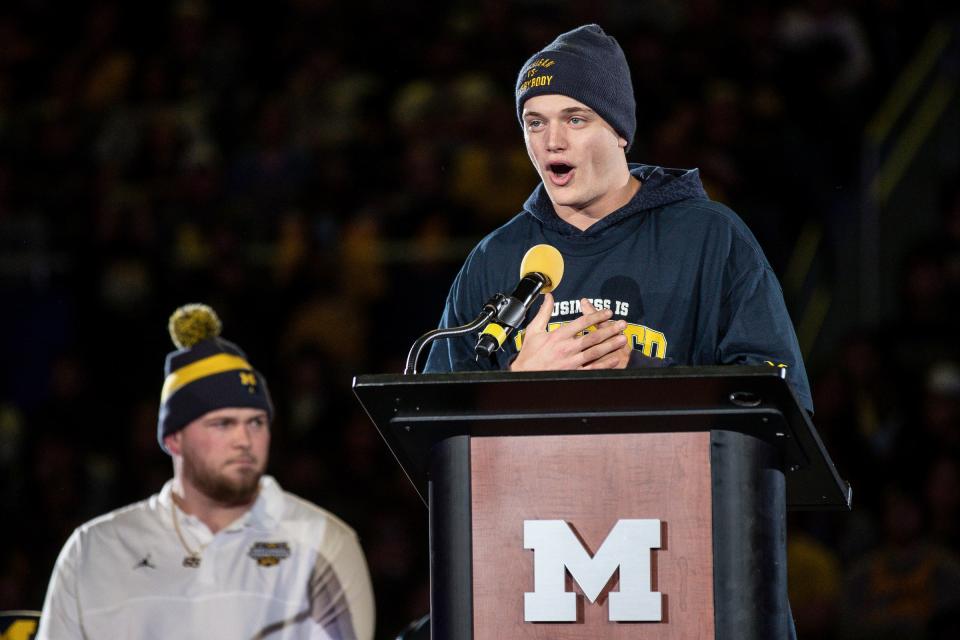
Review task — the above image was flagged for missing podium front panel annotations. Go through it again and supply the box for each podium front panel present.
[470,432,715,639]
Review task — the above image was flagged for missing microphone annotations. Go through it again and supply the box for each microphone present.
[475,244,564,359]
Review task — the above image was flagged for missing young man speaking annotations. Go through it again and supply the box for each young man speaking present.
[424,24,812,416]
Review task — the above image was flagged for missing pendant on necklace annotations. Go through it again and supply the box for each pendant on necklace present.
[183,555,201,568]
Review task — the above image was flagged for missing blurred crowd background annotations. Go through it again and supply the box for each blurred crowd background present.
[2,0,960,638]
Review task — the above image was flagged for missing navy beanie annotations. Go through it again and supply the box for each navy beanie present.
[157,304,274,453]
[515,24,636,151]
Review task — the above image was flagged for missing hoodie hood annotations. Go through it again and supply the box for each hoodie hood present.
[522,164,708,238]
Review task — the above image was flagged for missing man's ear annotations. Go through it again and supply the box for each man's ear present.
[618,135,628,149]
[164,431,183,456]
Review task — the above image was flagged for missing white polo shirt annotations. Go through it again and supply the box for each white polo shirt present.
[37,476,375,640]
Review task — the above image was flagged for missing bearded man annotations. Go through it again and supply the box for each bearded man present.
[37,304,375,640]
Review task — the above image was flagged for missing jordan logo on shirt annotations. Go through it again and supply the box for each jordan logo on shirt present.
[134,554,156,570]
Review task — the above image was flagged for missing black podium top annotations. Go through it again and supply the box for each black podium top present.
[353,366,851,510]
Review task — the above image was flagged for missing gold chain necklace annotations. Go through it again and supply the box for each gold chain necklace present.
[170,501,208,568]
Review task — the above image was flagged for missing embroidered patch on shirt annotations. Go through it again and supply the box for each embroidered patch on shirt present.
[248,541,291,567]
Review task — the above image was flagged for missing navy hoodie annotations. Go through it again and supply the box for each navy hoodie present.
[424,164,813,413]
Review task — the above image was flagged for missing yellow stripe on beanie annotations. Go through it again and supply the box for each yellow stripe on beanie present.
[161,353,252,403]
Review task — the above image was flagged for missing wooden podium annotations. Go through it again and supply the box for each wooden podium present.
[353,367,850,639]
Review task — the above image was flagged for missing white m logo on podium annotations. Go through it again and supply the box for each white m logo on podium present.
[524,519,662,622]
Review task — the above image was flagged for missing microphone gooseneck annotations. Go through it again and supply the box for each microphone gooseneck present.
[403,295,505,375]
[402,244,565,374]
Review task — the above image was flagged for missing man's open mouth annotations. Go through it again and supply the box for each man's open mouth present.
[547,162,575,186]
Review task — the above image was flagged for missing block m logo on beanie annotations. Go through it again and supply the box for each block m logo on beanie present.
[239,371,258,392]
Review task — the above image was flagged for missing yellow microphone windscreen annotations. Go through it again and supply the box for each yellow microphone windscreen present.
[520,244,564,293]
